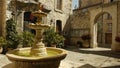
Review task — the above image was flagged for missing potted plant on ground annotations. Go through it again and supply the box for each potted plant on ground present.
[3,18,21,54]
[0,36,6,53]
[20,31,35,47]
[81,34,91,48]
[115,36,120,42]
[114,35,120,51]
[43,29,65,47]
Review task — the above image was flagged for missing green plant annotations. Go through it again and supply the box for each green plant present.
[44,29,65,47]
[6,18,20,49]
[0,36,6,46]
[81,34,91,41]
[21,31,35,47]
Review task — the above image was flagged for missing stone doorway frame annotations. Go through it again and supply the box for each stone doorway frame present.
[89,3,117,51]
[94,12,112,48]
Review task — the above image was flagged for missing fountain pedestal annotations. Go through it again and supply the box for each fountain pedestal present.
[28,24,48,56]
[28,10,49,57]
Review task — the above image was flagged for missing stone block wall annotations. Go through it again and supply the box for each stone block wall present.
[68,9,90,45]
[80,0,102,8]
[39,0,72,31]
[71,10,90,29]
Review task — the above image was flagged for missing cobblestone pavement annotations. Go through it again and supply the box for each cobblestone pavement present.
[63,46,120,68]
[0,46,120,68]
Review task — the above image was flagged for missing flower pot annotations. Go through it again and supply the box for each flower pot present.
[82,41,89,48]
[112,42,120,52]
[51,44,56,47]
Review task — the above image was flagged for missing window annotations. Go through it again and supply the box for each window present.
[107,23,112,32]
[110,0,114,2]
[56,20,62,34]
[107,14,112,19]
[56,0,62,10]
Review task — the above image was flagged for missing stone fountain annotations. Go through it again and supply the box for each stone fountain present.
[6,7,67,68]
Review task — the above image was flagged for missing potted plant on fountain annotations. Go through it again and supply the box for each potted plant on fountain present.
[0,36,6,53]
[44,29,65,47]
[81,34,91,48]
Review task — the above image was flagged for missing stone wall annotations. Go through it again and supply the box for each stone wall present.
[5,0,72,34]
[38,0,72,31]
[80,0,102,8]
[67,9,90,45]
[16,11,24,34]
[71,10,90,29]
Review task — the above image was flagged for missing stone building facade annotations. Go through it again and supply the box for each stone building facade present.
[10,0,72,34]
[68,0,120,51]
[38,0,72,33]
[0,0,72,35]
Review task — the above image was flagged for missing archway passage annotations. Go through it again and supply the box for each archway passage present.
[56,20,62,34]
[94,12,112,48]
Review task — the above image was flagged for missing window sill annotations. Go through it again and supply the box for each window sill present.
[54,8,63,14]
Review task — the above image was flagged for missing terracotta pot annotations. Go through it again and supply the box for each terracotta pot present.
[51,44,56,47]
[112,42,120,52]
[82,40,89,48]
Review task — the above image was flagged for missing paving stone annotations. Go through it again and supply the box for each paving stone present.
[0,47,120,68]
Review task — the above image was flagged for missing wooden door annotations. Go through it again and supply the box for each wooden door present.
[105,33,112,44]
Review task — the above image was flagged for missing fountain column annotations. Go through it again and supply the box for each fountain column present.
[29,10,49,56]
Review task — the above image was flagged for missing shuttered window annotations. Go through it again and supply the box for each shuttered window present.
[56,0,62,10]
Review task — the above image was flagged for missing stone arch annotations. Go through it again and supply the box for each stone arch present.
[90,4,117,50]
[94,12,113,48]
[94,12,112,24]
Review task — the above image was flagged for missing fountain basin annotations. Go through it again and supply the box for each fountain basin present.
[6,47,67,68]
[28,24,50,29]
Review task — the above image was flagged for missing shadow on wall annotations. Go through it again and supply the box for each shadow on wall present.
[62,16,72,46]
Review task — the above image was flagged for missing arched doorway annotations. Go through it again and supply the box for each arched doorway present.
[94,12,112,48]
[56,20,62,34]
[23,11,37,34]
[24,11,31,32]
